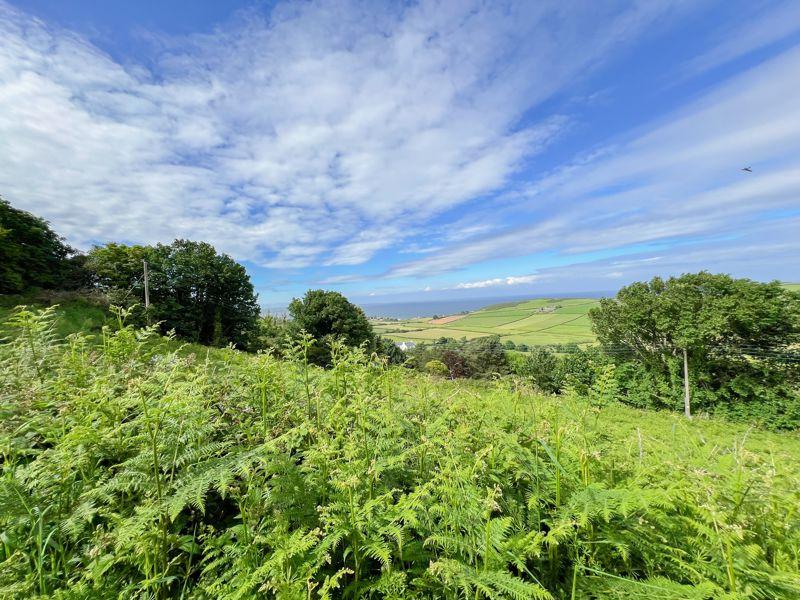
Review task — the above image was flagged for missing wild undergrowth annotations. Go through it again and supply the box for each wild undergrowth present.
[1,306,799,599]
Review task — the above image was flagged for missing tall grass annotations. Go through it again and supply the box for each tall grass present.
[1,306,799,598]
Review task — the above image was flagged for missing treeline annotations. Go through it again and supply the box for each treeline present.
[4,197,800,427]
[1,198,399,361]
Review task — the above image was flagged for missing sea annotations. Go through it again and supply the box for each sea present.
[359,292,609,319]
[264,292,609,320]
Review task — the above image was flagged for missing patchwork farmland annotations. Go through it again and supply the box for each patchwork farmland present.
[371,297,599,346]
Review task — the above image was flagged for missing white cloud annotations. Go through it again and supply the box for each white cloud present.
[455,274,541,289]
[503,217,800,292]
[389,42,800,278]
[0,0,682,271]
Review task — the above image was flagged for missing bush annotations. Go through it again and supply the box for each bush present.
[408,336,509,379]
[515,347,563,393]
[425,359,449,377]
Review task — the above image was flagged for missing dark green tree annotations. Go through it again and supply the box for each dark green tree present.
[590,272,800,426]
[89,240,261,348]
[0,198,81,293]
[288,290,374,365]
[516,347,563,393]
[463,336,509,378]
[375,336,405,365]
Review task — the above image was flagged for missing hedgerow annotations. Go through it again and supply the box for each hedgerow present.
[1,306,799,598]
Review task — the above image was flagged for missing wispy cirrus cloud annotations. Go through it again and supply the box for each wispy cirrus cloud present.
[0,0,686,274]
[681,0,800,76]
[387,41,800,281]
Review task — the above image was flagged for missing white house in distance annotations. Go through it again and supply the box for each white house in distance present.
[395,341,417,351]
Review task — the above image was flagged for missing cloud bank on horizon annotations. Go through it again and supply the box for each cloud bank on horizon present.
[1,0,799,303]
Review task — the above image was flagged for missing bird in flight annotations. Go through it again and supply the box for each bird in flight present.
[741,166,753,172]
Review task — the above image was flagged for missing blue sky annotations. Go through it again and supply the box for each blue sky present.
[1,0,799,307]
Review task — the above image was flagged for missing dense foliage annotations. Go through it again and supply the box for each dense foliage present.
[0,198,87,293]
[88,240,261,348]
[2,306,799,599]
[407,336,509,379]
[589,273,800,427]
[288,290,375,365]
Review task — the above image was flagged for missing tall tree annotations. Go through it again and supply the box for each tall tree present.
[288,290,374,365]
[590,272,800,423]
[0,197,77,293]
[89,240,261,348]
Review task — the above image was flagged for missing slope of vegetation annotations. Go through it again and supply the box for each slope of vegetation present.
[0,292,110,339]
[372,298,598,347]
[2,306,799,599]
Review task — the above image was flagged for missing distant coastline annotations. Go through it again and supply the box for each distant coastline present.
[358,292,609,319]
[263,291,612,320]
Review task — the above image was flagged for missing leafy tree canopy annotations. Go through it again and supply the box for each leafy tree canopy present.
[589,272,800,423]
[0,197,79,293]
[408,335,509,379]
[288,289,374,364]
[591,272,800,358]
[88,240,261,348]
[425,359,449,377]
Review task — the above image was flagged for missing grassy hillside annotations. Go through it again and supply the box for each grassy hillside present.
[0,292,110,339]
[2,304,799,598]
[373,297,598,346]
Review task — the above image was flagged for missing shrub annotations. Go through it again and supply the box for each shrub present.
[425,359,450,377]
[515,347,563,393]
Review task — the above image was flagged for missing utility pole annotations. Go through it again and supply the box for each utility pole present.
[143,259,150,325]
[682,347,691,419]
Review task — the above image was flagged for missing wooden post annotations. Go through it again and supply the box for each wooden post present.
[682,347,691,419]
[143,260,150,324]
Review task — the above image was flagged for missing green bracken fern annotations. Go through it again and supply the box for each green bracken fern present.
[1,305,799,598]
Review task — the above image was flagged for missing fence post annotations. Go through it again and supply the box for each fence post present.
[682,347,691,419]
[143,259,150,325]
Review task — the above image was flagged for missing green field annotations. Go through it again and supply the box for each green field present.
[373,297,599,346]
